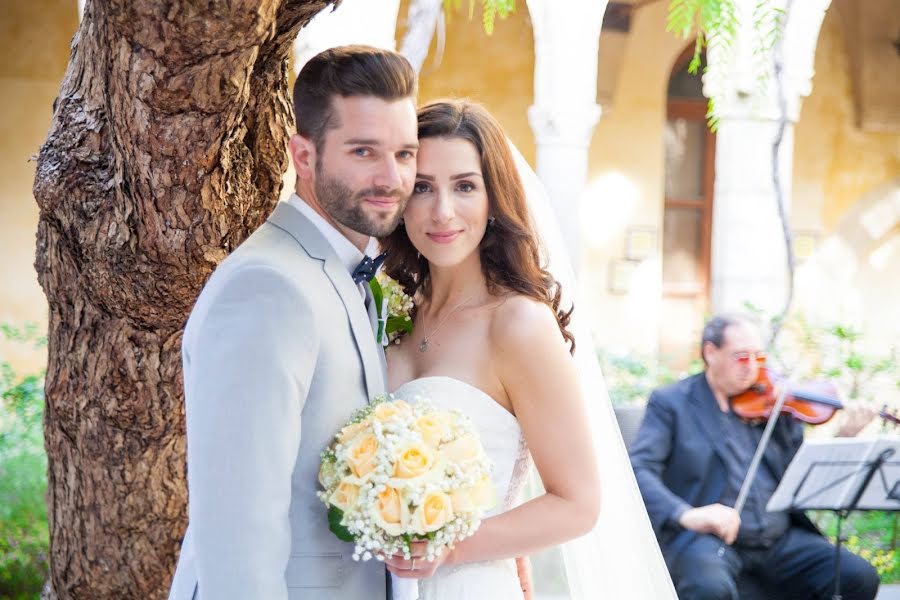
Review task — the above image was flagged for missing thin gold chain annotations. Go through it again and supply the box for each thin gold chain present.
[418,291,480,352]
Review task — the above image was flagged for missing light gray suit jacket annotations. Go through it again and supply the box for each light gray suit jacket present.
[168,202,387,600]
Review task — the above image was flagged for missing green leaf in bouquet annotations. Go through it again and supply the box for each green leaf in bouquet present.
[386,315,414,336]
[368,278,384,311]
[327,506,355,542]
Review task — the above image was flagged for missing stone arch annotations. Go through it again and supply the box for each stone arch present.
[783,0,833,103]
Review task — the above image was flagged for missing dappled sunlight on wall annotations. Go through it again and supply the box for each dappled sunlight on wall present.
[794,180,900,376]
[581,0,686,356]
[579,171,640,250]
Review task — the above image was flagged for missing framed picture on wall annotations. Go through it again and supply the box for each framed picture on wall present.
[608,259,638,295]
[625,227,657,261]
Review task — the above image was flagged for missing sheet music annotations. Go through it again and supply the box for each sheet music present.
[767,436,900,512]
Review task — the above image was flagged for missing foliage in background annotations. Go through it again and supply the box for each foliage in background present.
[746,305,900,407]
[0,323,48,598]
[443,0,515,35]
[772,313,900,583]
[812,510,900,583]
[599,350,702,406]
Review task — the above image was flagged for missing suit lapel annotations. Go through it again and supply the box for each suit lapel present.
[689,374,729,464]
[267,202,386,400]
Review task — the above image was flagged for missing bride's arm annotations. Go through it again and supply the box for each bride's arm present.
[449,296,601,565]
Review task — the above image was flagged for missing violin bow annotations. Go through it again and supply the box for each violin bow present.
[717,381,792,557]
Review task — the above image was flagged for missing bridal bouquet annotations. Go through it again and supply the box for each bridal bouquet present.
[318,396,495,563]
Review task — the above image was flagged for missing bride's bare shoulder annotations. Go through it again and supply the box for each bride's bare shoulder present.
[488,294,563,351]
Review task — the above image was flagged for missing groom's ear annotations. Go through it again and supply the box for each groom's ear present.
[289,133,316,181]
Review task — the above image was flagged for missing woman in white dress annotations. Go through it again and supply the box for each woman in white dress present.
[379,100,601,599]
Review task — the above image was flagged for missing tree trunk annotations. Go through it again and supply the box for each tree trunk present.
[32,1,335,597]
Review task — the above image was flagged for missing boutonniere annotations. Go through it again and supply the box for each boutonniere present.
[368,273,414,346]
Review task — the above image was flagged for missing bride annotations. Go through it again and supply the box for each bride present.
[379,100,677,599]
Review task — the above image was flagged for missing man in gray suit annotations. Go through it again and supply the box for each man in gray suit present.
[168,46,419,600]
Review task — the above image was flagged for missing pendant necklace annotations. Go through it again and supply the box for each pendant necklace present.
[418,291,480,353]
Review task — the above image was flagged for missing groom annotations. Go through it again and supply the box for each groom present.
[168,46,418,600]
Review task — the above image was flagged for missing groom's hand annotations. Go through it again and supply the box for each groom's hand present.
[679,503,741,545]
[384,540,451,579]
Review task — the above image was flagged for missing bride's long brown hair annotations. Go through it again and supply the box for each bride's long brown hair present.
[380,99,575,353]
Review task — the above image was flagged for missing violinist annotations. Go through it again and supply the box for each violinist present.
[629,313,879,600]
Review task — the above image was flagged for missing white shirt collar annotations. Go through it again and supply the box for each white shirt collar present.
[285,193,378,274]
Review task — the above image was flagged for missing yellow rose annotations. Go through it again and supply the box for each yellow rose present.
[411,491,454,535]
[414,415,444,448]
[393,442,435,479]
[439,433,483,465]
[450,474,497,514]
[372,485,408,536]
[329,479,361,512]
[347,433,379,478]
[374,400,412,422]
[336,418,371,444]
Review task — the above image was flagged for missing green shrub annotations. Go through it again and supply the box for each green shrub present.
[813,510,900,583]
[598,350,702,405]
[0,324,48,597]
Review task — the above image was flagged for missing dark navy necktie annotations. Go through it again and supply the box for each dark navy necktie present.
[351,252,387,284]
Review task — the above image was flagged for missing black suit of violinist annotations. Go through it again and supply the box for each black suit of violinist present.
[630,314,880,600]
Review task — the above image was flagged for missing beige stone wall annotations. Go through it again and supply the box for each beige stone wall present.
[793,9,900,231]
[792,8,900,360]
[400,2,537,164]
[581,2,686,357]
[0,0,77,371]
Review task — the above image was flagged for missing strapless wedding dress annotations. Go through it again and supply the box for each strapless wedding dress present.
[392,376,532,600]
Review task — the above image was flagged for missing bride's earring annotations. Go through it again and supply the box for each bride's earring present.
[488,216,496,226]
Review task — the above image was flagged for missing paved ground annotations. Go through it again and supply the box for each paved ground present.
[879,584,900,599]
[535,584,900,598]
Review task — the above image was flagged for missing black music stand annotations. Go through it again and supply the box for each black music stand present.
[767,437,900,600]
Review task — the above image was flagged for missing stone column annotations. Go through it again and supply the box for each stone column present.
[525,0,608,262]
[706,0,831,315]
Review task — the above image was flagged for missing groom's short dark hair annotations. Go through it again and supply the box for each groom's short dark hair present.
[292,45,417,151]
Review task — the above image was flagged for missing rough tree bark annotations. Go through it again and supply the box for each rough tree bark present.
[32,1,335,597]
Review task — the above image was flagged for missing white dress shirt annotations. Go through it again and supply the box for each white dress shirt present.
[285,193,378,301]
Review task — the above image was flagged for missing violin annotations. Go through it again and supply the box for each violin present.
[716,363,846,558]
[729,365,843,425]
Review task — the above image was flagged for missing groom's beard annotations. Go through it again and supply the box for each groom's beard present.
[315,166,407,238]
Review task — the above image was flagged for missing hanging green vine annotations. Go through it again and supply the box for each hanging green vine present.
[443,0,516,35]
[666,0,784,130]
